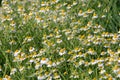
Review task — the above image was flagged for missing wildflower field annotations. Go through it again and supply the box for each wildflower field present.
[0,0,120,80]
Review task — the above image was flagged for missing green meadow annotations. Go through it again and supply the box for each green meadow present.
[0,0,120,80]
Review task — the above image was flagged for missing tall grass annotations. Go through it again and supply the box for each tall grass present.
[0,0,120,80]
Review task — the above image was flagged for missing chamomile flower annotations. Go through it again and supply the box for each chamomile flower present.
[0,65,2,71]
[59,48,67,56]
[47,61,54,67]
[70,70,79,78]
[98,3,101,8]
[10,68,17,75]
[5,49,11,53]
[37,74,46,80]
[112,34,118,40]
[56,39,62,43]
[29,47,35,53]
[112,65,119,73]
[87,48,97,55]
[73,47,81,53]
[41,1,46,6]
[39,7,46,13]
[55,34,62,38]
[87,9,94,13]
[79,60,85,65]
[92,13,98,19]
[91,59,98,65]
[23,36,33,44]
[3,75,11,80]
[78,10,84,16]
[40,57,49,65]
[9,40,16,45]
[88,68,93,74]
[53,72,60,79]
[83,13,88,17]
[19,66,25,72]
[14,49,21,57]
[29,59,35,63]
[35,62,41,70]
[117,71,120,78]
[10,20,16,26]
[72,1,77,6]
[101,15,106,18]
[100,69,106,74]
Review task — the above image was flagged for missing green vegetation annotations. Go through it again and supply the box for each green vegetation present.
[0,0,120,80]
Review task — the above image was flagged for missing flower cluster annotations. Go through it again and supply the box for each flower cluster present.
[0,0,119,80]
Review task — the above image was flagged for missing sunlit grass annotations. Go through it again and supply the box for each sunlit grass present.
[0,0,120,80]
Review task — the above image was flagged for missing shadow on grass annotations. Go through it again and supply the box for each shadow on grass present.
[0,0,2,7]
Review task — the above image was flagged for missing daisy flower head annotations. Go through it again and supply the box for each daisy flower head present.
[88,68,93,74]
[87,9,94,14]
[40,57,49,65]
[23,36,33,44]
[29,47,35,53]
[78,10,84,16]
[92,12,98,19]
[14,49,21,57]
[59,48,67,56]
